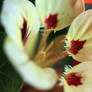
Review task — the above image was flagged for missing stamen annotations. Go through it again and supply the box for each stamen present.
[44,14,58,29]
[69,40,86,55]
[38,50,46,54]
[65,72,82,86]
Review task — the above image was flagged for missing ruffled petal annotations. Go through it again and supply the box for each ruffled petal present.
[1,0,40,47]
[66,10,92,62]
[4,37,58,90]
[63,62,92,92]
[36,0,85,31]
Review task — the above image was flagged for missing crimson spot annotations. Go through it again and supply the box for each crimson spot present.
[72,60,81,67]
[21,18,32,45]
[65,72,82,86]
[44,14,58,29]
[21,19,27,41]
[69,40,86,55]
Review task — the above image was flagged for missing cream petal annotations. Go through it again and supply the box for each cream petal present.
[24,26,40,58]
[36,0,84,31]
[1,0,40,47]
[63,62,92,92]
[66,10,92,62]
[21,0,41,57]
[4,37,58,90]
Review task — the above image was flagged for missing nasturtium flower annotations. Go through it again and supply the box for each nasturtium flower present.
[1,0,85,90]
[1,0,57,90]
[66,10,92,62]
[60,62,92,92]
[36,0,85,30]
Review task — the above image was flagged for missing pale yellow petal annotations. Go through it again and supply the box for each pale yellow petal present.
[4,37,57,90]
[66,10,92,62]
[1,0,40,47]
[63,62,92,92]
[36,0,84,31]
[24,26,40,58]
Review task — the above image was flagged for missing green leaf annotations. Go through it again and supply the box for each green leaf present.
[0,32,23,92]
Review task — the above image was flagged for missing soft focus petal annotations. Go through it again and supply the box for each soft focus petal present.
[66,10,92,62]
[63,62,92,92]
[1,0,40,47]
[4,37,58,90]
[36,0,84,31]
[24,27,39,58]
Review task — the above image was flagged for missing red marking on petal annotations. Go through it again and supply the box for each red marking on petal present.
[69,40,86,55]
[44,14,58,29]
[23,31,32,45]
[21,18,32,45]
[65,72,83,86]
[21,19,27,41]
[72,60,81,67]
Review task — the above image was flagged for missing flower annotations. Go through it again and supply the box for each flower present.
[1,0,84,90]
[66,10,92,62]
[60,62,92,92]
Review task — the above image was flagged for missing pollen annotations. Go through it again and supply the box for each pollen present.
[44,14,58,29]
[69,40,86,55]
[38,50,46,54]
[65,72,83,86]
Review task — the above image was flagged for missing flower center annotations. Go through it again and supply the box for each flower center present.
[69,40,86,55]
[65,72,82,86]
[44,14,58,29]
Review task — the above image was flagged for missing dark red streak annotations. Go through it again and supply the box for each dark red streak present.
[21,19,27,40]
[65,72,83,86]
[69,40,86,55]
[72,60,81,67]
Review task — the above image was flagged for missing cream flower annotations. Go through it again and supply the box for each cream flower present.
[60,62,92,92]
[66,10,92,62]
[1,0,85,90]
[1,0,57,90]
